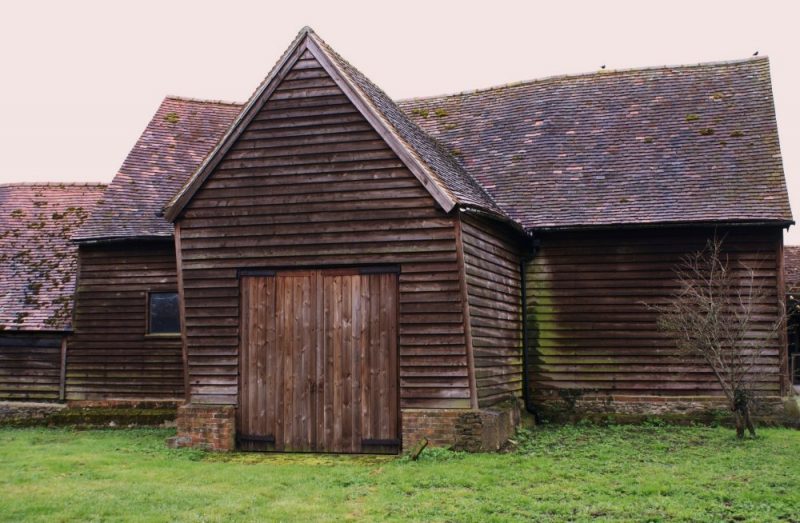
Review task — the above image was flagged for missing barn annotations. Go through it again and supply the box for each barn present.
[0,27,792,452]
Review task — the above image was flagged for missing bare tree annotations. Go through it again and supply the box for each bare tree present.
[649,236,784,438]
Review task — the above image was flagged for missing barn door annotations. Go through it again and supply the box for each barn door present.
[238,269,398,453]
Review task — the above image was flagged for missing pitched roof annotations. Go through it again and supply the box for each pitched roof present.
[87,30,792,237]
[786,245,800,295]
[164,27,503,222]
[0,183,106,331]
[74,96,241,242]
[398,57,792,229]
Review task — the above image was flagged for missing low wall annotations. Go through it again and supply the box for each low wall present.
[168,404,236,452]
[0,399,178,427]
[533,392,796,425]
[169,400,521,453]
[402,399,521,452]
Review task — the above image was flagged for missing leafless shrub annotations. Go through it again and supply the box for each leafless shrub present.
[648,236,784,438]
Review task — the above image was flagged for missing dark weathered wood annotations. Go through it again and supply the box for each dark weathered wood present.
[460,214,524,407]
[179,54,471,409]
[175,222,190,401]
[239,270,398,453]
[526,227,784,399]
[776,238,789,394]
[67,242,184,400]
[0,333,63,401]
[454,216,479,409]
[59,336,67,401]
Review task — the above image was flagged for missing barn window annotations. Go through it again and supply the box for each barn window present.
[148,292,180,335]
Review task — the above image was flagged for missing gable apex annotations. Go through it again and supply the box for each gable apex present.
[163,27,496,222]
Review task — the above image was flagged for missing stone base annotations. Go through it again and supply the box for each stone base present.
[0,400,176,428]
[784,396,800,424]
[402,399,520,452]
[533,393,791,425]
[0,401,65,425]
[168,404,235,451]
[66,399,182,409]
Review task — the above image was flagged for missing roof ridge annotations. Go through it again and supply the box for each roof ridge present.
[0,182,107,188]
[165,95,244,107]
[397,55,770,104]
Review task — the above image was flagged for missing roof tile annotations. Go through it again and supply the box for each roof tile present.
[0,183,105,331]
[398,57,792,229]
[74,97,241,241]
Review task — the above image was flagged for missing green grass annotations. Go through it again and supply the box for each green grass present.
[1,424,798,522]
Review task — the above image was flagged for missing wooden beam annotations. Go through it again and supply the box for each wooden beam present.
[59,336,68,401]
[175,222,190,402]
[777,229,790,396]
[454,213,479,409]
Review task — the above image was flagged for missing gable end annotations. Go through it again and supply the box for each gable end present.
[164,28,458,222]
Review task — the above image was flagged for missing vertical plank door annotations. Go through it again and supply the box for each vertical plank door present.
[239,269,398,453]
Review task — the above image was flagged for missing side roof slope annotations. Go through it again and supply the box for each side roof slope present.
[1,183,106,331]
[74,96,241,242]
[399,57,792,229]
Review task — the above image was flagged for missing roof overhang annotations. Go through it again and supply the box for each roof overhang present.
[526,218,795,234]
[72,234,175,245]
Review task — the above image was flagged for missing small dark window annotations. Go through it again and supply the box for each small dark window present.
[148,292,180,334]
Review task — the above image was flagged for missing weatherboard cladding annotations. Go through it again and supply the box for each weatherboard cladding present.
[0,183,106,331]
[73,97,241,242]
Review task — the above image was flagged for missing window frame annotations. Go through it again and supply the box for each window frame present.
[145,290,182,337]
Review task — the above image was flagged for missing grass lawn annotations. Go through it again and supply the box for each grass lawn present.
[0,424,798,522]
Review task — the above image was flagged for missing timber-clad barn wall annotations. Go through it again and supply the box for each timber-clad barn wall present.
[67,242,184,400]
[525,226,784,400]
[459,215,524,407]
[176,51,472,408]
[0,333,65,401]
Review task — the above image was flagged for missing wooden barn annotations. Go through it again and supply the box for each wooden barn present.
[0,27,793,452]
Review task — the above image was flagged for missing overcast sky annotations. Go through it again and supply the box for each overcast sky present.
[1,0,798,242]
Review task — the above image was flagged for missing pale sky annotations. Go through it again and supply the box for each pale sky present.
[1,1,798,241]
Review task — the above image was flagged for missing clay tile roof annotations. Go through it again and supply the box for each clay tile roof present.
[74,96,241,242]
[786,246,800,295]
[0,183,106,331]
[398,57,793,230]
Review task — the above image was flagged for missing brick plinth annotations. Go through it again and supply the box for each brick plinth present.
[402,399,520,452]
[167,404,235,451]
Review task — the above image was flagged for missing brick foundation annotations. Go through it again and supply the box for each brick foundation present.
[402,399,520,452]
[167,404,235,451]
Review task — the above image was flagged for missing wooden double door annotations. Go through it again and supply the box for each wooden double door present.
[238,268,399,453]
